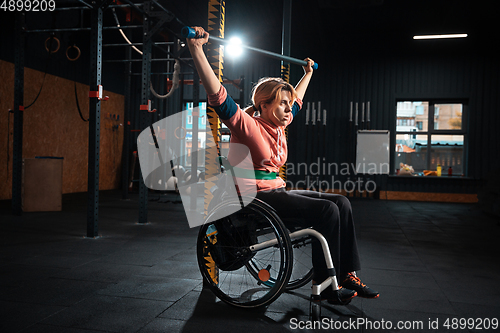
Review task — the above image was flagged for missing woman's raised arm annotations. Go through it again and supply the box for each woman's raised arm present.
[294,58,314,101]
[186,26,221,95]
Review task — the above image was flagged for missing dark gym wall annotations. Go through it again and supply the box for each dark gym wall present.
[279,1,499,195]
[285,49,499,185]
[217,33,498,195]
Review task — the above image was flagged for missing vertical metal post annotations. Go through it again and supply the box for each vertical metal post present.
[87,3,104,238]
[122,31,132,200]
[281,0,292,71]
[279,0,292,183]
[12,12,25,216]
[138,1,152,224]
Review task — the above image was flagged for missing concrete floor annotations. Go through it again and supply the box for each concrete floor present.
[1,190,499,332]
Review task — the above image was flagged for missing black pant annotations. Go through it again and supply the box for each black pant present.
[256,188,361,281]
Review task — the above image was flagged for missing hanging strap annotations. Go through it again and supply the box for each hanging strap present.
[74,81,88,122]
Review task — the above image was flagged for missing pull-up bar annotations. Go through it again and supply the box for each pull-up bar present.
[181,26,318,70]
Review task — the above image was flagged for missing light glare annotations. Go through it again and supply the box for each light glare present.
[226,37,243,57]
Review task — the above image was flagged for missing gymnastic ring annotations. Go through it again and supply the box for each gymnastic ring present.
[174,126,186,140]
[66,45,81,61]
[44,37,60,54]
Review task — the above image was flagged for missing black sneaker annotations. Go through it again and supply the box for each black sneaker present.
[341,272,379,299]
[315,286,357,305]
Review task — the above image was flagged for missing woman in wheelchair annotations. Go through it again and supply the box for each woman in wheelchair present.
[187,26,379,305]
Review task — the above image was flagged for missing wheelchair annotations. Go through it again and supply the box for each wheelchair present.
[197,173,348,319]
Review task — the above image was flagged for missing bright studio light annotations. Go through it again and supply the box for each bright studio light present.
[226,37,243,57]
[413,34,468,40]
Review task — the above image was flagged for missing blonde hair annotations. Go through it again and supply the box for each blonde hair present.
[243,77,297,117]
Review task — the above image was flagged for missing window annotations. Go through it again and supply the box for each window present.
[395,100,467,176]
[416,105,424,115]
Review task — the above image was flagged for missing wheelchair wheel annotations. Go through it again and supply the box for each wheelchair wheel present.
[197,198,293,308]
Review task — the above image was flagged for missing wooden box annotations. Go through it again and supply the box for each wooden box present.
[22,158,63,212]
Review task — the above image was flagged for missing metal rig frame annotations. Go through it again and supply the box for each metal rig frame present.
[10,0,258,238]
[11,0,195,237]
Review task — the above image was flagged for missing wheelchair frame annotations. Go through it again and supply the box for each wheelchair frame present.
[252,227,340,294]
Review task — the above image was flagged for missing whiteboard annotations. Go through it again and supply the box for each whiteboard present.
[355,130,390,174]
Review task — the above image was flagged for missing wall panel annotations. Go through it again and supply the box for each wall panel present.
[0,60,125,200]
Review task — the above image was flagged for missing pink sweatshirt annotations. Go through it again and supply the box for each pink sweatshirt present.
[208,85,303,192]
